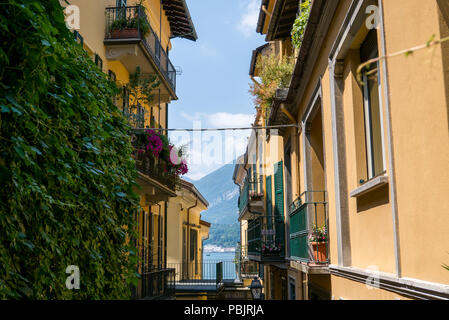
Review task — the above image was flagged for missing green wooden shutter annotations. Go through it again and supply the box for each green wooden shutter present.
[274,161,284,219]
[274,161,285,252]
[266,176,273,233]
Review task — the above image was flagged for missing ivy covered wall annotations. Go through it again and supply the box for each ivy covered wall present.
[0,0,139,299]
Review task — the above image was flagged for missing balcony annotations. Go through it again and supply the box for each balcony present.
[238,177,264,221]
[167,261,233,294]
[105,6,177,103]
[289,191,329,266]
[247,216,285,263]
[235,244,260,279]
[130,130,177,200]
[131,268,176,300]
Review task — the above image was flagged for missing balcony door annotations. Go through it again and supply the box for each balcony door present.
[116,0,127,7]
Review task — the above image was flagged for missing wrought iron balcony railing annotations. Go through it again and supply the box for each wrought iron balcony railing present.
[289,191,329,265]
[105,6,176,92]
[167,261,235,291]
[247,215,285,262]
[131,268,176,300]
[235,244,260,278]
[238,177,264,218]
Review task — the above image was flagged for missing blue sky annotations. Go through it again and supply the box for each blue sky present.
[167,0,265,180]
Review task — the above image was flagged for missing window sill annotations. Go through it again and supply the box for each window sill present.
[350,174,389,198]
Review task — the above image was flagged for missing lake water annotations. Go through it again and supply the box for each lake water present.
[203,251,237,280]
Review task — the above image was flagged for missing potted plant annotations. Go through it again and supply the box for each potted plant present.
[308,225,328,263]
[111,17,140,39]
[110,3,151,38]
[249,190,263,200]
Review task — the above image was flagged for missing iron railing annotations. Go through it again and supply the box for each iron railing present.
[247,216,285,260]
[289,191,329,264]
[105,6,176,92]
[167,261,235,289]
[131,268,176,300]
[238,176,264,216]
[235,244,259,278]
[130,129,177,190]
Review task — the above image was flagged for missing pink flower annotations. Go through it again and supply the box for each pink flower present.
[146,133,163,157]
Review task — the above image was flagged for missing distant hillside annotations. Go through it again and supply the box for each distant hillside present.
[193,163,239,225]
[191,163,240,248]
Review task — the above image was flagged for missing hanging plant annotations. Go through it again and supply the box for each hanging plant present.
[291,0,311,49]
[249,53,295,117]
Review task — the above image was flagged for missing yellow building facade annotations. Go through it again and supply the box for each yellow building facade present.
[237,0,449,300]
[61,0,199,299]
[167,179,212,299]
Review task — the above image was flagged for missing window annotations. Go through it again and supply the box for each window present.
[360,30,385,180]
[281,277,288,300]
[94,54,103,72]
[289,277,296,300]
[108,70,116,82]
[116,0,127,7]
[122,87,129,112]
[73,30,83,46]
[190,229,197,262]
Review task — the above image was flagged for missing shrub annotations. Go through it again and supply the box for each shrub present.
[249,53,295,119]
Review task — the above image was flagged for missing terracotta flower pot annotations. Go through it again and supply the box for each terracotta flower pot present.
[311,242,327,262]
[111,28,139,39]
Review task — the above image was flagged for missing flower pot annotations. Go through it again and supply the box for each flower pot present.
[310,242,327,263]
[111,28,139,39]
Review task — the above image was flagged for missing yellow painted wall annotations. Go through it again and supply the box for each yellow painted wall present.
[331,275,410,300]
[382,0,449,285]
[167,187,209,278]
[63,0,171,130]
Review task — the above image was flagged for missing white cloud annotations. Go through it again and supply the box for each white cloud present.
[180,111,255,128]
[207,112,254,128]
[237,0,260,38]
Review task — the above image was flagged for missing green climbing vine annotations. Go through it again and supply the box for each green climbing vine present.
[291,0,311,49]
[0,0,140,299]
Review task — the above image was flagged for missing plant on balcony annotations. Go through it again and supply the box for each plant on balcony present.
[261,242,282,255]
[133,129,188,179]
[291,0,311,48]
[110,2,151,38]
[249,187,263,199]
[309,225,328,263]
[308,225,328,243]
[249,53,295,121]
[123,66,161,128]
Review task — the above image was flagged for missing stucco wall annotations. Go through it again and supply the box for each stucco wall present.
[383,0,449,284]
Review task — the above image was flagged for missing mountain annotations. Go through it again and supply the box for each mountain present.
[190,163,240,248]
[192,164,239,224]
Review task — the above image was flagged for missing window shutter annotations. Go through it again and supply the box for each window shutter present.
[266,176,273,231]
[274,161,284,219]
[274,161,285,250]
